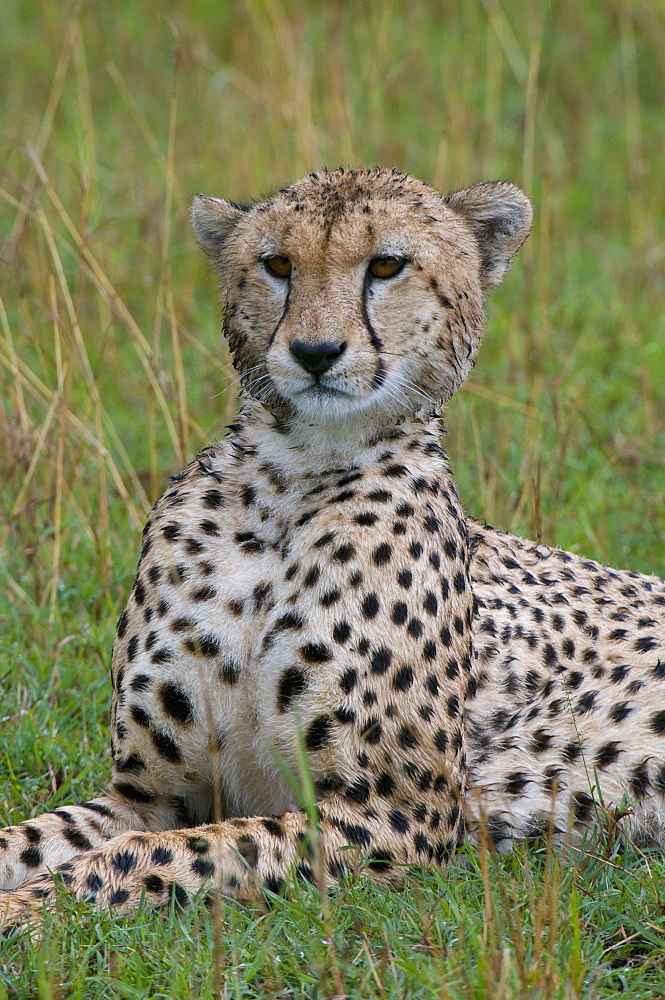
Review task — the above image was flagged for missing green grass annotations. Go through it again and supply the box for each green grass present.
[1,0,664,995]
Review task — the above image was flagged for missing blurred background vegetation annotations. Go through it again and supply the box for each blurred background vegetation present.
[1,1,664,994]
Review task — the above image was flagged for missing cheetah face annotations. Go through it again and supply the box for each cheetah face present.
[192,170,531,427]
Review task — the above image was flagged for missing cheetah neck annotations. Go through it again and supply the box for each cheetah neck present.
[236,399,450,480]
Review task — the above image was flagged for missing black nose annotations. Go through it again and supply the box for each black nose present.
[289,340,347,375]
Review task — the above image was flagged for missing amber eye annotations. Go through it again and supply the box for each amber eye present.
[264,256,292,278]
[368,256,406,279]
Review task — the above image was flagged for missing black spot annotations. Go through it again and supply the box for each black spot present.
[505,772,529,796]
[63,827,93,851]
[576,691,597,714]
[160,683,194,724]
[635,636,658,653]
[131,704,152,729]
[301,642,332,663]
[373,543,392,566]
[397,570,413,589]
[278,667,308,711]
[530,730,553,754]
[338,821,371,848]
[426,674,440,696]
[151,846,174,866]
[376,772,396,796]
[630,763,651,799]
[423,592,438,616]
[399,726,418,749]
[367,850,393,872]
[433,730,448,752]
[334,543,356,563]
[171,883,190,908]
[274,611,305,632]
[572,791,594,823]
[303,565,321,587]
[23,825,42,844]
[116,753,145,774]
[198,634,221,658]
[594,741,622,769]
[218,658,240,685]
[346,779,371,804]
[261,819,285,838]
[371,647,392,674]
[306,714,334,750]
[152,730,182,763]
[333,621,351,644]
[112,851,137,875]
[439,626,452,648]
[237,837,259,868]
[114,782,154,804]
[316,773,345,794]
[335,706,355,724]
[407,618,423,638]
[320,589,341,607]
[192,858,215,878]
[391,601,408,625]
[203,489,225,509]
[339,668,358,694]
[144,874,165,893]
[361,593,380,618]
[389,810,410,833]
[127,635,139,662]
[109,888,130,906]
[361,717,382,744]
[86,872,103,893]
[151,647,173,665]
[393,665,414,691]
[609,702,633,723]
[129,673,152,692]
[117,611,128,638]
[650,710,665,735]
[19,846,43,868]
[355,512,378,526]
[241,484,256,507]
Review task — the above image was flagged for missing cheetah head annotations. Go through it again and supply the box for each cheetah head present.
[192,169,531,431]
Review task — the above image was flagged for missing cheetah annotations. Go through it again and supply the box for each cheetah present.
[1,168,664,929]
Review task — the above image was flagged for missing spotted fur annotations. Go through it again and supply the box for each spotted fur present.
[1,169,663,930]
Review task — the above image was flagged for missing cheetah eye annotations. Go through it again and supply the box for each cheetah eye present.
[263,256,292,279]
[368,257,407,280]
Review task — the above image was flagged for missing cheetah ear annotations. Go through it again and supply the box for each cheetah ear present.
[190,195,248,260]
[444,182,532,291]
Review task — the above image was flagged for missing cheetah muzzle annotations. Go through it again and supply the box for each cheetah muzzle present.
[2,168,664,930]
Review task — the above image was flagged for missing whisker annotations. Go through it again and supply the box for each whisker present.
[213,364,269,398]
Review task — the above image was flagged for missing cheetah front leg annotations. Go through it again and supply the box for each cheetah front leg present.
[0,796,169,893]
[0,794,447,929]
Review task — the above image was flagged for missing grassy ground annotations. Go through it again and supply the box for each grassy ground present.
[1,0,664,995]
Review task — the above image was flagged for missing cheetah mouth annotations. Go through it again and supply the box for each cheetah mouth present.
[300,382,351,398]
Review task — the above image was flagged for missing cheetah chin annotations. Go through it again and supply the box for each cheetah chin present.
[1,168,663,931]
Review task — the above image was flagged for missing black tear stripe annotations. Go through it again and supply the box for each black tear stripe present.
[267,281,292,348]
[361,271,384,351]
[372,356,386,389]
